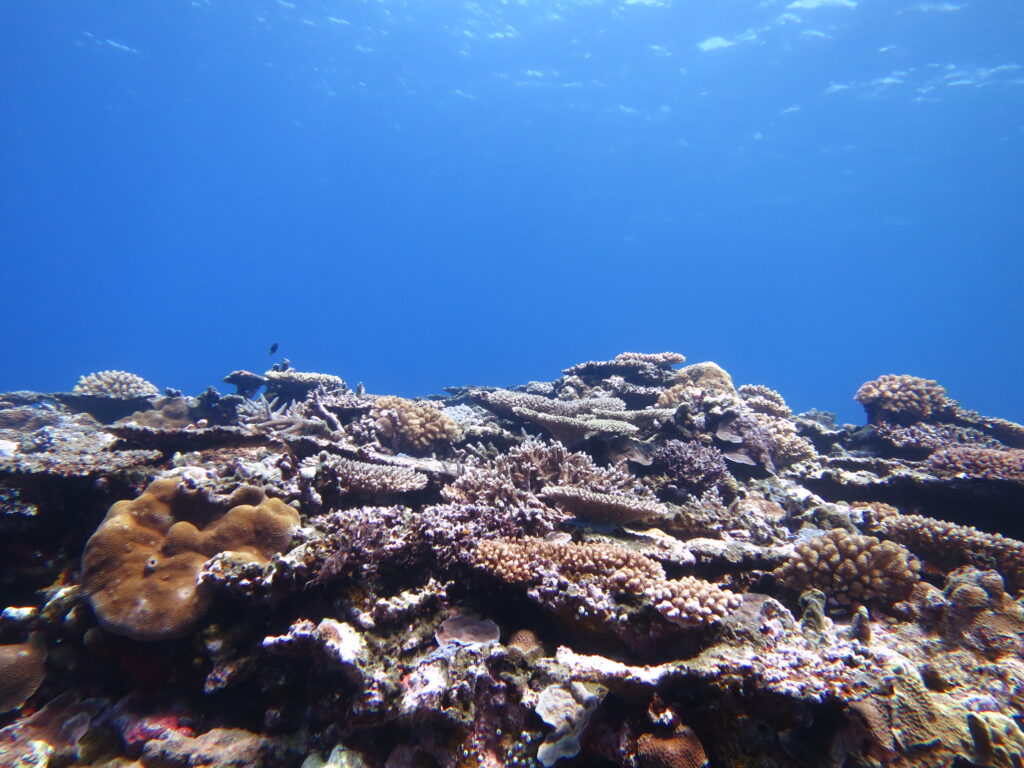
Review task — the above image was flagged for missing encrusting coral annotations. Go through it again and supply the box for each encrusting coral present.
[81,478,300,640]
[5,350,1024,768]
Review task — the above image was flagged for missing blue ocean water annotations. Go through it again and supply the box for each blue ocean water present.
[2,0,1021,425]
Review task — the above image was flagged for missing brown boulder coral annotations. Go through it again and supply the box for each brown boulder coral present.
[773,529,920,610]
[82,478,300,641]
[0,636,46,712]
[637,726,709,768]
[854,374,951,425]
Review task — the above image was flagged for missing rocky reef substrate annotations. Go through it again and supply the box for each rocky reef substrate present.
[2,355,1024,767]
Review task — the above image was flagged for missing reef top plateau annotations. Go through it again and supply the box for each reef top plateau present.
[2,352,1024,768]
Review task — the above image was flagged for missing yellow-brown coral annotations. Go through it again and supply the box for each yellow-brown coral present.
[82,478,300,640]
[861,506,1024,590]
[854,374,950,424]
[773,529,920,610]
[637,727,709,768]
[372,395,461,454]
[928,446,1024,484]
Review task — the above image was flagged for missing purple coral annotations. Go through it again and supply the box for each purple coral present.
[649,439,730,498]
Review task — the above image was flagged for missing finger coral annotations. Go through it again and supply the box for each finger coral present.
[861,505,1024,590]
[927,446,1024,484]
[854,374,951,425]
[372,395,462,454]
[738,384,791,419]
[82,478,300,640]
[773,529,920,610]
[73,370,160,398]
[472,538,741,630]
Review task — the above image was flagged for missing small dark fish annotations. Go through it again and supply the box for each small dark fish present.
[269,342,279,355]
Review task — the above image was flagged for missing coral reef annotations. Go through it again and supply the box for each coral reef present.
[3,353,1024,768]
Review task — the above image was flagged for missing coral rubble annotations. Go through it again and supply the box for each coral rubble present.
[1,354,1023,767]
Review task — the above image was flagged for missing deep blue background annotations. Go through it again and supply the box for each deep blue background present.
[2,0,1021,424]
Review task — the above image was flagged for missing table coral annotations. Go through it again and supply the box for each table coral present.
[81,478,300,640]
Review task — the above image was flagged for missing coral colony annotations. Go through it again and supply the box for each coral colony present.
[2,352,1024,767]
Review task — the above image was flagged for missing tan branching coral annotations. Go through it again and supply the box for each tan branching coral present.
[773,529,920,609]
[372,395,461,454]
[82,478,300,640]
[927,446,1024,484]
[861,506,1024,590]
[541,485,666,525]
[738,384,791,418]
[854,374,951,424]
[73,370,159,398]
[473,538,740,628]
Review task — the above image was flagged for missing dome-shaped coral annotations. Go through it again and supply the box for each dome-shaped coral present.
[774,529,920,610]
[82,479,300,641]
[854,374,950,425]
[0,636,46,713]
[371,395,461,454]
[73,370,160,398]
